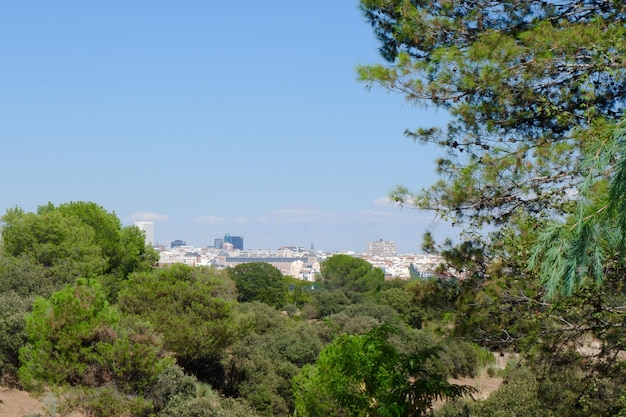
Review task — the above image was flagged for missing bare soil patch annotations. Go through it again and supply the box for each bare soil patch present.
[0,387,45,417]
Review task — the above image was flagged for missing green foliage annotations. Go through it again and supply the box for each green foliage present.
[377,287,424,328]
[358,0,626,228]
[118,264,237,382]
[228,262,287,308]
[319,254,385,294]
[284,276,314,308]
[0,202,158,289]
[0,256,50,298]
[0,202,161,384]
[148,365,198,413]
[323,300,403,340]
[223,302,323,417]
[409,277,460,323]
[453,273,544,351]
[312,288,353,317]
[530,119,626,297]
[0,291,33,384]
[523,279,626,417]
[165,396,263,417]
[56,385,153,417]
[19,278,173,393]
[1,208,105,285]
[438,366,548,417]
[293,326,476,417]
[439,339,494,379]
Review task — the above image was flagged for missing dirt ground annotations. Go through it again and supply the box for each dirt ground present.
[0,387,46,417]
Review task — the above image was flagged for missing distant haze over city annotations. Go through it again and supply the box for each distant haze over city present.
[134,215,457,254]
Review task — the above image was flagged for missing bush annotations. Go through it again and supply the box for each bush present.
[165,397,262,417]
[148,365,198,412]
[56,386,153,417]
[440,340,494,378]
[19,279,173,393]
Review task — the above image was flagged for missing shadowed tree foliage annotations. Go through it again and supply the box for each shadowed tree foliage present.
[222,302,323,417]
[117,264,238,383]
[228,262,287,308]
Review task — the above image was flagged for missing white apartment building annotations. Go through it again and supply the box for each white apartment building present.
[134,221,154,246]
[367,239,397,257]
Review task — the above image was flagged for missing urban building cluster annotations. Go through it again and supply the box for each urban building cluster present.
[134,222,444,280]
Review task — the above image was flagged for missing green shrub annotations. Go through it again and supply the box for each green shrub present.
[57,386,152,417]
[165,397,262,417]
[149,365,198,412]
[19,279,173,393]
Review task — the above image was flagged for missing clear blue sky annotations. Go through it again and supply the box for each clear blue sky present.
[0,1,454,253]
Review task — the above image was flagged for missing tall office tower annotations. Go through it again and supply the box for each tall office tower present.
[214,238,224,249]
[367,239,397,257]
[134,221,154,246]
[224,233,244,250]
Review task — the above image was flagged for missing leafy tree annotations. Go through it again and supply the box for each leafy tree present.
[18,278,173,393]
[0,292,33,385]
[0,208,105,285]
[49,201,159,285]
[312,288,353,317]
[223,302,323,417]
[293,326,475,417]
[377,287,424,328]
[284,276,314,309]
[530,120,626,297]
[318,254,384,294]
[117,264,237,382]
[0,202,158,290]
[358,0,626,228]
[228,262,287,308]
[0,202,159,383]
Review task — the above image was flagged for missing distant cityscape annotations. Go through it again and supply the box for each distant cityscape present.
[134,221,444,280]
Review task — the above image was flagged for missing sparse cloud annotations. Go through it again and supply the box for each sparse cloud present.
[372,196,394,207]
[194,215,228,224]
[128,212,169,222]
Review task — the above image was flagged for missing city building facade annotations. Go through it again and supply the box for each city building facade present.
[367,239,397,257]
[224,233,243,250]
[134,221,154,246]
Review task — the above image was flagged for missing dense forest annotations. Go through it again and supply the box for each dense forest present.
[2,1,626,416]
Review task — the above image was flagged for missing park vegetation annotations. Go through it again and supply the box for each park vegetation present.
[2,1,626,416]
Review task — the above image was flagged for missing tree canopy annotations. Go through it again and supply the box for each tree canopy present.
[0,202,158,286]
[228,262,287,308]
[293,326,475,417]
[319,254,385,294]
[118,264,238,381]
[358,0,626,229]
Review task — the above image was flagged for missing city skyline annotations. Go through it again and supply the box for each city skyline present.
[1,2,458,254]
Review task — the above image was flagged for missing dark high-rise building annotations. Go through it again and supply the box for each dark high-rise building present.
[171,239,187,248]
[224,233,244,250]
[214,238,224,249]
